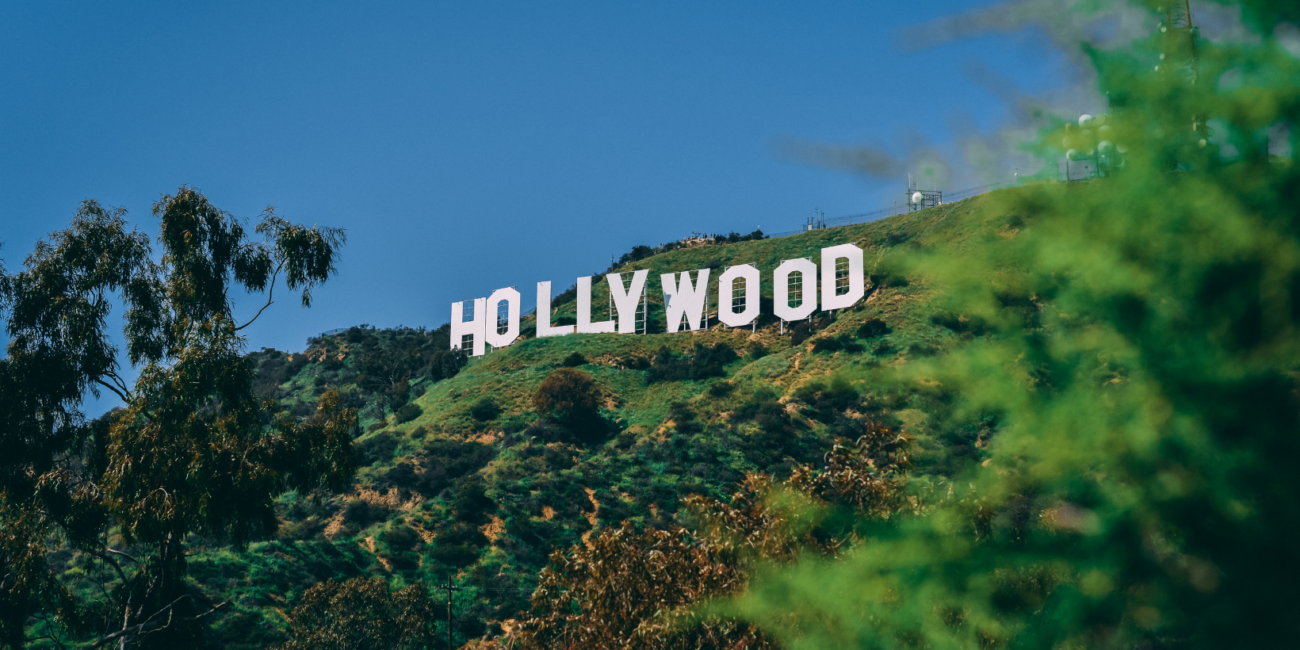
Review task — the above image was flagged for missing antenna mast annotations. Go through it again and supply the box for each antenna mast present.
[1161,1,1199,85]
[1159,1,1208,139]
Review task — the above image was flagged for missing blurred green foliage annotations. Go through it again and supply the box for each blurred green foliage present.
[727,1,1300,648]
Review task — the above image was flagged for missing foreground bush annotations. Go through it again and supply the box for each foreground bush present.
[728,3,1300,648]
[276,578,438,650]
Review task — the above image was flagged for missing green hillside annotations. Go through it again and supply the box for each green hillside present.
[187,186,1032,648]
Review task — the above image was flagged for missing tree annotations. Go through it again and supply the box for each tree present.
[275,577,439,650]
[532,368,608,443]
[489,424,911,649]
[0,187,355,649]
[729,2,1300,648]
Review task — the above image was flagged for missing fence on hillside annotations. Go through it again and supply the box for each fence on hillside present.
[765,180,1016,239]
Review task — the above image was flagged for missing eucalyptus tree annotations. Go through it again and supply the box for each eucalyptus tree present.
[0,187,357,649]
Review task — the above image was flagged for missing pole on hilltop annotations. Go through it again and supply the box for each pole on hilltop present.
[437,582,462,650]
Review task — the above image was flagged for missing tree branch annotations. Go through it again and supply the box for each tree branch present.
[103,370,131,397]
[29,612,68,650]
[235,261,283,332]
[83,598,227,650]
[93,378,129,403]
[87,548,131,589]
[103,546,143,570]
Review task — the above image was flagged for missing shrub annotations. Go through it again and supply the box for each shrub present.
[869,266,909,288]
[277,578,437,650]
[647,343,738,384]
[535,368,600,421]
[856,318,891,339]
[533,369,610,444]
[708,381,735,398]
[560,352,587,367]
[811,335,864,354]
[383,461,419,490]
[427,348,468,383]
[733,390,789,432]
[414,440,496,495]
[792,313,838,344]
[381,523,423,551]
[430,523,487,568]
[279,354,310,383]
[793,376,860,423]
[668,401,702,434]
[452,480,496,524]
[469,398,501,421]
[690,342,738,379]
[394,402,422,424]
[620,354,650,370]
[789,321,816,345]
[930,311,990,336]
[341,499,389,528]
[646,346,688,383]
[357,433,399,464]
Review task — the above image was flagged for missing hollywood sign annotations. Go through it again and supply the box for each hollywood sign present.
[451,243,865,356]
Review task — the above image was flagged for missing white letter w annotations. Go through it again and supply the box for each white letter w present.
[661,269,710,333]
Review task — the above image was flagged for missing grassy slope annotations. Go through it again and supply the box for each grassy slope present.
[187,186,1031,648]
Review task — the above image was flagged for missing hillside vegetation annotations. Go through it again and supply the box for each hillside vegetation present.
[185,186,1036,647]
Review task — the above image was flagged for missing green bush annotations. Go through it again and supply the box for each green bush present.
[469,398,501,421]
[430,523,487,568]
[668,401,701,434]
[393,402,422,424]
[708,381,735,398]
[380,523,422,551]
[341,499,389,528]
[357,433,398,464]
[855,318,891,339]
[811,334,864,354]
[452,480,496,524]
[731,4,1300,647]
[646,343,738,383]
[533,368,610,444]
[793,376,859,423]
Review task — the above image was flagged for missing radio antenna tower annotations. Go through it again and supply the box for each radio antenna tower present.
[1160,1,1199,85]
[1158,1,1208,138]
[803,207,825,232]
[906,174,942,212]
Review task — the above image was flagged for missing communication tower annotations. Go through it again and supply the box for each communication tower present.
[906,175,942,212]
[803,207,826,232]
[1160,1,1199,85]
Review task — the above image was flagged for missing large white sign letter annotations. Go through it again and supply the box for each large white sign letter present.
[484,287,521,348]
[576,276,617,334]
[661,269,711,333]
[773,259,817,321]
[451,297,487,356]
[717,264,760,327]
[607,269,650,334]
[820,243,865,311]
[536,281,575,338]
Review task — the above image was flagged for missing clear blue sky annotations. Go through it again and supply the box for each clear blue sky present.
[1,1,1076,387]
